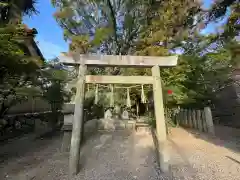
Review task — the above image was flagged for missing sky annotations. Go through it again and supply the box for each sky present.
[23,0,229,60]
[23,1,68,60]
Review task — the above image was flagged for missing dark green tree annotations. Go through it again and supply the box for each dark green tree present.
[0,0,43,119]
[0,0,37,25]
[0,24,42,118]
[39,61,71,129]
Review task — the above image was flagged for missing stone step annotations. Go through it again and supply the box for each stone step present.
[135,122,149,127]
[135,122,151,133]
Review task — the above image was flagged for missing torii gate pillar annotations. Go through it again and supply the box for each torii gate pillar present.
[152,65,169,172]
[68,64,86,175]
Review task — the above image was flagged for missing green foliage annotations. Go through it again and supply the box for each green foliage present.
[0,24,42,118]
[0,0,71,131]
[147,116,156,129]
[135,0,201,54]
[164,39,237,108]
[0,0,40,118]
[52,0,238,118]
[205,0,239,43]
[52,0,154,54]
[0,0,38,24]
[38,61,72,127]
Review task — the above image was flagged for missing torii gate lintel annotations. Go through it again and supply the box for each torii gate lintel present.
[59,53,178,67]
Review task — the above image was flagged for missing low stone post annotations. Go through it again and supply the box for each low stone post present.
[204,107,215,135]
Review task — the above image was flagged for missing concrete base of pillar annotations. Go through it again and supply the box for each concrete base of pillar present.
[158,141,169,173]
[151,129,169,173]
[61,131,72,152]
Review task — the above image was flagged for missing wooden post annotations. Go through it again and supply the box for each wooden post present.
[204,107,215,135]
[69,64,86,176]
[185,109,189,127]
[192,110,197,129]
[183,109,187,127]
[196,110,202,132]
[188,109,193,128]
[175,110,179,126]
[202,110,208,132]
[152,66,169,172]
[181,109,184,125]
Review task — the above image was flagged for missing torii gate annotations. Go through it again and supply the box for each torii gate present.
[59,53,178,176]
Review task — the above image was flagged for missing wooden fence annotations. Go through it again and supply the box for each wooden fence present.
[173,107,215,135]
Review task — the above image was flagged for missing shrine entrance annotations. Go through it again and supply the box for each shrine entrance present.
[59,53,178,176]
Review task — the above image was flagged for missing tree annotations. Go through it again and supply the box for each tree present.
[52,0,151,55]
[52,0,204,55]
[134,0,202,56]
[0,0,43,119]
[52,0,203,78]
[162,37,238,108]
[0,0,38,25]
[52,0,237,115]
[0,24,42,118]
[50,0,204,114]
[39,61,72,129]
[205,0,239,43]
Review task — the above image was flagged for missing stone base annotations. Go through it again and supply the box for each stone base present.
[61,131,72,152]
[61,115,137,152]
[98,119,135,130]
[151,129,169,173]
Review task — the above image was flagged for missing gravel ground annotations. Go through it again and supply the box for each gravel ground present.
[0,127,240,180]
[167,127,240,180]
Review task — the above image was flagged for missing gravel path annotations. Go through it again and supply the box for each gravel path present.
[0,127,239,180]
[167,127,240,180]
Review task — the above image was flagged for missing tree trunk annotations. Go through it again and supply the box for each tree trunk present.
[0,101,10,119]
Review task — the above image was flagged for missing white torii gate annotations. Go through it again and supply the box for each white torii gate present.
[59,53,178,176]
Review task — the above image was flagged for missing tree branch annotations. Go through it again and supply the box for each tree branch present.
[106,0,119,54]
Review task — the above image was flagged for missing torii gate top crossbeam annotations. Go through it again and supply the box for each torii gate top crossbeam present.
[59,53,178,67]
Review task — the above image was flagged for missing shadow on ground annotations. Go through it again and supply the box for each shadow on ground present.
[183,125,240,154]
[0,130,62,164]
[226,156,240,165]
[1,128,240,180]
[0,129,202,180]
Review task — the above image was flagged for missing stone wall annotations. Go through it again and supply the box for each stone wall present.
[6,99,74,116]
